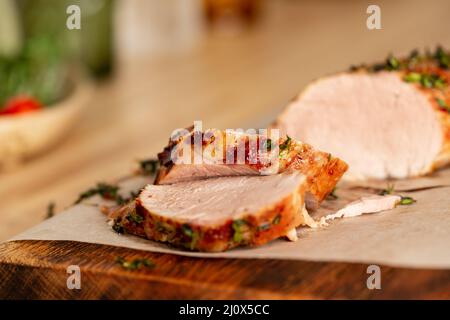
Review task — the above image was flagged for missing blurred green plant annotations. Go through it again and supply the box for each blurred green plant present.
[0,0,114,108]
[0,36,70,107]
[17,0,114,79]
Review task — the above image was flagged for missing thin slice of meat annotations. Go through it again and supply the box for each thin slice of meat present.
[319,195,401,225]
[276,49,450,180]
[155,128,348,210]
[112,172,309,252]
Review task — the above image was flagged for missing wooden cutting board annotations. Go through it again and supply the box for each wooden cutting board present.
[1,240,450,299]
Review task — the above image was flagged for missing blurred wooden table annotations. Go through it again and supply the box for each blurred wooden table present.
[1,0,450,241]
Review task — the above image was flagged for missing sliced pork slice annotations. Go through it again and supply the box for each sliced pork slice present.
[276,49,450,180]
[112,172,309,252]
[319,195,401,225]
[155,128,348,210]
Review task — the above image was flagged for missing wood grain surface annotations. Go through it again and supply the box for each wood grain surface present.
[1,240,450,299]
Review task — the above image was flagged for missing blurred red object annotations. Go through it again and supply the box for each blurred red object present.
[0,96,42,116]
[203,0,261,26]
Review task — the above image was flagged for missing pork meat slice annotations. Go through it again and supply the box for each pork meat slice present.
[155,128,348,210]
[276,49,450,180]
[112,172,309,252]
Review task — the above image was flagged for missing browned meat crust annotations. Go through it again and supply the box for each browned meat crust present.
[155,129,348,209]
[285,141,349,208]
[111,179,306,252]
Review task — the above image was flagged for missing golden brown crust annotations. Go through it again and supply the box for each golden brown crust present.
[155,130,348,208]
[283,140,348,205]
[112,182,306,252]
[276,50,450,177]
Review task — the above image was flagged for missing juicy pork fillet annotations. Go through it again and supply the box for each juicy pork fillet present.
[276,51,450,180]
[155,129,348,210]
[112,173,309,252]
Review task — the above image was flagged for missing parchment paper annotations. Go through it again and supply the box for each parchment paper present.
[7,169,450,269]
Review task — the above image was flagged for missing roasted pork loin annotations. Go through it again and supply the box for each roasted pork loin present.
[155,128,348,209]
[276,49,450,180]
[112,173,309,252]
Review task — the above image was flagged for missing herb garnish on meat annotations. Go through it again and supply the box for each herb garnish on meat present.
[232,219,248,243]
[279,136,292,158]
[126,212,144,224]
[272,214,281,225]
[112,221,125,234]
[350,47,450,75]
[436,98,450,113]
[404,72,446,89]
[181,224,200,250]
[434,46,450,69]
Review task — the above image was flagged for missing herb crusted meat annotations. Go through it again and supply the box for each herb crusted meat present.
[112,173,309,252]
[155,129,348,210]
[276,48,450,179]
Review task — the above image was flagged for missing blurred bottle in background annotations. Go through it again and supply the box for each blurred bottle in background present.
[81,0,115,78]
[115,0,204,62]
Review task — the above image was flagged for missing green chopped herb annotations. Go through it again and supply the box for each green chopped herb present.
[45,202,55,219]
[75,182,140,205]
[386,55,400,70]
[280,136,292,151]
[181,224,199,250]
[112,221,124,234]
[350,47,450,75]
[327,153,332,161]
[436,98,450,113]
[75,182,120,204]
[434,46,450,69]
[399,196,416,205]
[126,212,144,224]
[139,158,159,175]
[378,185,415,205]
[406,49,421,67]
[272,215,281,225]
[279,136,292,158]
[379,183,395,196]
[182,224,194,238]
[116,256,155,270]
[403,72,422,83]
[403,72,447,89]
[232,219,248,243]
